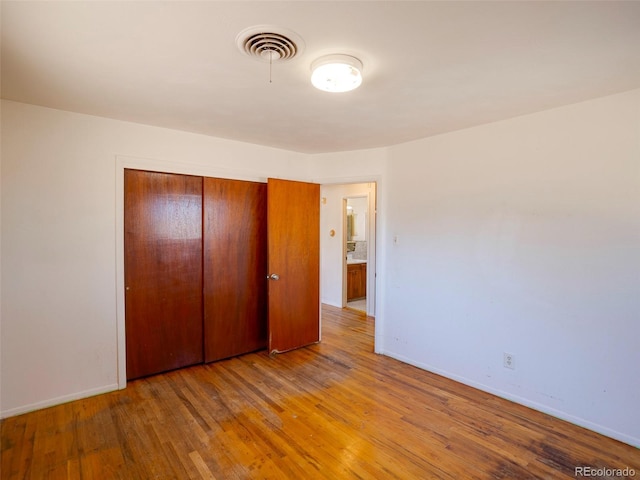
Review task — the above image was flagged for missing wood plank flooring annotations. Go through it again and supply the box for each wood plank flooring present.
[2,305,639,479]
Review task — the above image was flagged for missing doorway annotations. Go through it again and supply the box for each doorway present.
[345,195,368,312]
[319,182,376,317]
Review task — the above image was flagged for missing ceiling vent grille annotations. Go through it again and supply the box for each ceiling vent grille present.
[236,26,304,62]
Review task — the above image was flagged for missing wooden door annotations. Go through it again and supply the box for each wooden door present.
[124,169,203,380]
[203,178,267,362]
[267,178,320,353]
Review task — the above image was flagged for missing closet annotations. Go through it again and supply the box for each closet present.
[124,170,267,379]
[124,170,319,380]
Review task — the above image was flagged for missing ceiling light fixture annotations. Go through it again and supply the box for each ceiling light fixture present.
[310,54,363,93]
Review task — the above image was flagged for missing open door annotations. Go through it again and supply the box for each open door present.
[267,178,320,354]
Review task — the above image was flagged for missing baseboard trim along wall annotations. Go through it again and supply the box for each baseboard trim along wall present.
[382,350,640,449]
[0,384,119,420]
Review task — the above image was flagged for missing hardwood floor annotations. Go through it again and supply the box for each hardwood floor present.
[2,305,638,479]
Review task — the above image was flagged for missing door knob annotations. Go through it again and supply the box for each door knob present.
[268,273,280,280]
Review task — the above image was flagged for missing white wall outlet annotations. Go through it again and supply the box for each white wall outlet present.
[504,352,515,370]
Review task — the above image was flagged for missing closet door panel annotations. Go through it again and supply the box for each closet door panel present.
[203,177,267,362]
[124,169,204,380]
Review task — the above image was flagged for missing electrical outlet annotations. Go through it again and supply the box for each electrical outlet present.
[504,352,515,370]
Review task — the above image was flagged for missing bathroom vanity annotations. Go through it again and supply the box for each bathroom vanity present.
[347,260,367,301]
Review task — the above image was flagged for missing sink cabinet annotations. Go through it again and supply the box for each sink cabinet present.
[347,263,367,301]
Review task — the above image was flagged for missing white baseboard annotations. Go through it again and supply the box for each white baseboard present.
[382,350,640,449]
[0,383,119,419]
[321,299,342,308]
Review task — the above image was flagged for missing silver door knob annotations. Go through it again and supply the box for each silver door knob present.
[268,273,280,280]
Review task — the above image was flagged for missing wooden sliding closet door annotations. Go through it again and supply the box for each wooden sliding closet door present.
[124,169,204,380]
[203,178,268,362]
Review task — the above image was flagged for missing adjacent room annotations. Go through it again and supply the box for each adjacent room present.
[1,1,639,478]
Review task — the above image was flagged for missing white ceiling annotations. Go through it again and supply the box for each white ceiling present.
[2,1,640,154]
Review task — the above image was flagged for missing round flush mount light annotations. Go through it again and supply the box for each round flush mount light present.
[310,54,363,93]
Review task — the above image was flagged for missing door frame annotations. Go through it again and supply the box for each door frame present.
[342,193,372,311]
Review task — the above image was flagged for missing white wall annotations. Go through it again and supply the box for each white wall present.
[0,100,308,416]
[381,89,640,447]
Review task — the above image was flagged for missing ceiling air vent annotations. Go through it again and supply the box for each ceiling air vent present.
[236,25,304,62]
